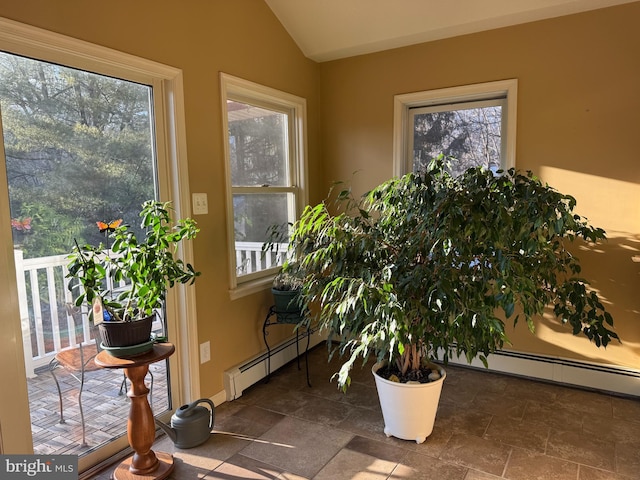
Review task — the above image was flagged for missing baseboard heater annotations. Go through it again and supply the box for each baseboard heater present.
[224,337,639,400]
[447,349,640,397]
[224,327,323,401]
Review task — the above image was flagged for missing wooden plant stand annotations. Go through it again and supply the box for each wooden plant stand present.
[95,343,175,480]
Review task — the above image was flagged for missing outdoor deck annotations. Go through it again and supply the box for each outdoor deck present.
[28,359,168,456]
[15,247,257,457]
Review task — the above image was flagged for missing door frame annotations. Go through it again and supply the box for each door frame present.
[0,16,199,470]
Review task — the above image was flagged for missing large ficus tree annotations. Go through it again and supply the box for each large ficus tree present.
[288,158,617,389]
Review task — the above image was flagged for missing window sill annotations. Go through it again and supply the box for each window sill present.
[229,276,274,301]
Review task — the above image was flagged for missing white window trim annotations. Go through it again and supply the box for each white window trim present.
[220,73,308,300]
[0,15,198,466]
[393,79,518,177]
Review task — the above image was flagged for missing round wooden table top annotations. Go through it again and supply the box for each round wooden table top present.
[95,342,175,369]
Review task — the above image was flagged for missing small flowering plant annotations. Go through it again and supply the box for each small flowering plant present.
[10,216,33,248]
[67,200,200,322]
[11,216,32,232]
[272,268,304,291]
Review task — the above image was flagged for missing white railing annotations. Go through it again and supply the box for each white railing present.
[14,250,81,378]
[15,242,281,377]
[15,250,135,377]
[235,241,287,275]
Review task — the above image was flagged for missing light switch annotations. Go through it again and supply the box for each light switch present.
[192,193,208,215]
[200,341,211,364]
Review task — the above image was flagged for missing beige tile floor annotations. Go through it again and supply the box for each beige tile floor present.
[90,344,640,479]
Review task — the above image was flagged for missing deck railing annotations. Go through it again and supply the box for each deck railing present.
[235,241,287,275]
[15,242,278,377]
[14,250,80,377]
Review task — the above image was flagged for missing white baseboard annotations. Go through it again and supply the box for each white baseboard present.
[218,339,639,404]
[223,328,323,401]
[210,389,228,407]
[447,349,640,397]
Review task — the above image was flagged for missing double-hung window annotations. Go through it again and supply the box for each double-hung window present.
[220,74,307,297]
[394,79,517,177]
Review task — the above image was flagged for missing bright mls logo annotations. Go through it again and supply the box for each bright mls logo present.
[1,455,77,479]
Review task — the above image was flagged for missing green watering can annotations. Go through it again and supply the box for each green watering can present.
[155,398,214,448]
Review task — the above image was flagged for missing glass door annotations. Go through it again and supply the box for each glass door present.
[0,51,171,462]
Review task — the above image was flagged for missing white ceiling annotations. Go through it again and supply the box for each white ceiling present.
[265,0,636,62]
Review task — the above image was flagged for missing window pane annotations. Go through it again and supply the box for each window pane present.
[412,105,502,177]
[0,51,169,457]
[233,193,294,276]
[227,100,289,187]
[1,54,157,256]
[222,74,307,289]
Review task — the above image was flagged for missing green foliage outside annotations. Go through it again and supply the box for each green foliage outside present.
[0,52,155,258]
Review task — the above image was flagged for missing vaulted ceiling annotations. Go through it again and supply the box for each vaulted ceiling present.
[265,0,637,62]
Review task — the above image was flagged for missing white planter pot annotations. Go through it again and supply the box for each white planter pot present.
[372,361,446,444]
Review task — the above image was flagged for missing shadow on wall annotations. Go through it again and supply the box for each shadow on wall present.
[512,233,640,367]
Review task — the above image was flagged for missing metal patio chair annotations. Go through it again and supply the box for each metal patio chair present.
[49,307,153,448]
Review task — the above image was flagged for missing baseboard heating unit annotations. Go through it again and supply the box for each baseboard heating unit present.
[224,329,323,401]
[448,349,640,397]
[224,338,638,400]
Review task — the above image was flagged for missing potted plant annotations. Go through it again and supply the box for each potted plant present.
[67,200,200,353]
[272,268,303,306]
[287,158,618,443]
[262,223,305,322]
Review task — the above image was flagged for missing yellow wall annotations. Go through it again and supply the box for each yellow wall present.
[0,0,321,399]
[0,0,638,402]
[318,3,640,368]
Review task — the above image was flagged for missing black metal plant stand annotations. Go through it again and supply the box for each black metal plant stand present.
[263,305,311,387]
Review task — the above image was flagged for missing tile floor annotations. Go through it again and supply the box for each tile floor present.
[90,344,640,479]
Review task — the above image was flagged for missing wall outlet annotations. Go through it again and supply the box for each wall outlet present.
[200,341,211,364]
[192,193,208,215]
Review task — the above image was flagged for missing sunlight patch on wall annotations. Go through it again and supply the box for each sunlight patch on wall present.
[539,166,640,235]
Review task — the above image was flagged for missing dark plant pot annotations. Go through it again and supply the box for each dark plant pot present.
[272,288,301,313]
[99,314,154,348]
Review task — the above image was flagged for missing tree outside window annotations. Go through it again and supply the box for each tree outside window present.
[411,101,504,177]
[394,80,517,178]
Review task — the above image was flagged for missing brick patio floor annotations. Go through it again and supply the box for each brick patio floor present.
[27,359,169,456]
